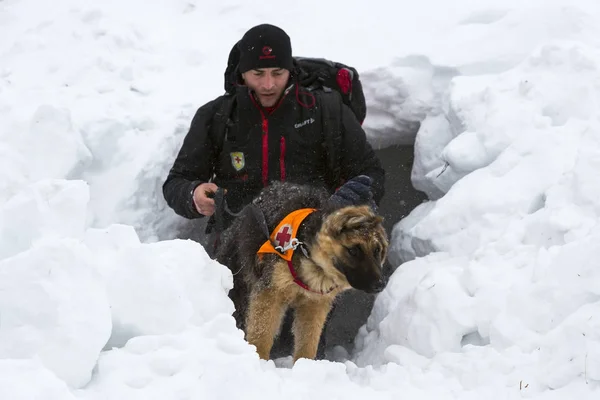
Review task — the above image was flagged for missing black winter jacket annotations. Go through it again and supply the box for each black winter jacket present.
[163,83,385,231]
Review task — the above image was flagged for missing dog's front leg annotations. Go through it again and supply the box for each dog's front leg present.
[292,299,332,362]
[245,288,286,360]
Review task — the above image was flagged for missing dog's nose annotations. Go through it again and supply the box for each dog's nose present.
[369,278,386,293]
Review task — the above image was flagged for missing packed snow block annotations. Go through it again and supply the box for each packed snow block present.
[354,254,476,366]
[361,68,422,148]
[77,118,129,172]
[394,42,600,261]
[84,224,142,258]
[412,41,600,201]
[137,240,234,326]
[388,201,437,265]
[0,179,90,260]
[361,56,458,149]
[0,359,76,400]
[411,114,456,200]
[76,114,191,243]
[533,302,600,389]
[0,238,112,388]
[0,143,28,204]
[102,245,195,348]
[83,229,235,348]
[25,105,92,181]
[86,316,260,398]
[87,315,385,399]
[490,228,600,349]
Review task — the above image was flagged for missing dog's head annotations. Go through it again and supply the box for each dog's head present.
[311,205,389,293]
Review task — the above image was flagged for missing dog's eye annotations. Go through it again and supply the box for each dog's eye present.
[373,246,381,259]
[346,245,362,258]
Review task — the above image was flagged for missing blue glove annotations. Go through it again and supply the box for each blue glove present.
[329,175,375,208]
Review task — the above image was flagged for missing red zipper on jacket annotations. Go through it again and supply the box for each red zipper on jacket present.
[250,91,289,187]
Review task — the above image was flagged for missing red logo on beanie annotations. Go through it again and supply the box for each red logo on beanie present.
[260,45,276,60]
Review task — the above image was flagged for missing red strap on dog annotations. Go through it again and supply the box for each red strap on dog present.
[286,260,335,295]
[286,260,311,291]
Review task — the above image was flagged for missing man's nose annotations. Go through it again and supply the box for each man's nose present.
[262,75,275,90]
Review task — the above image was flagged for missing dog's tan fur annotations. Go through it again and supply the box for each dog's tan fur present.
[244,205,388,361]
[215,182,388,362]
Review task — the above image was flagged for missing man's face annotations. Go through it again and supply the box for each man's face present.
[242,68,290,107]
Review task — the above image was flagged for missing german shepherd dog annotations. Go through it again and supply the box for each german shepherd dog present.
[215,181,389,362]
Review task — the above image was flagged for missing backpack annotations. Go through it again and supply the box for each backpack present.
[222,41,367,124]
[291,57,366,124]
[211,41,368,188]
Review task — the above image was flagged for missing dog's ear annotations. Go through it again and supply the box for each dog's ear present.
[326,206,383,237]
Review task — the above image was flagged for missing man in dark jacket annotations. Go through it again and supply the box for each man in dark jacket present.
[163,24,385,251]
[163,23,385,360]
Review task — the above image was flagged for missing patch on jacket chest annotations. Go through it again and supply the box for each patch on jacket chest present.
[230,152,245,171]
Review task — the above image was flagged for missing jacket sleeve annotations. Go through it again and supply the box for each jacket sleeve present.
[162,97,223,219]
[338,104,386,206]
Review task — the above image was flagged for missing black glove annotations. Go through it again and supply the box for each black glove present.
[329,175,375,208]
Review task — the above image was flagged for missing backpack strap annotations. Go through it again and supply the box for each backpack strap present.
[210,94,237,153]
[316,90,343,189]
[203,94,236,236]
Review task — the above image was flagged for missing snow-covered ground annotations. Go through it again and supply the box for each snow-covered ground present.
[1,0,599,398]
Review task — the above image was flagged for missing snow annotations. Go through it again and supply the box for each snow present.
[86,230,234,349]
[0,359,76,400]
[1,0,600,398]
[0,236,111,388]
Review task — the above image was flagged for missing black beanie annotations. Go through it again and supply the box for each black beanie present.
[238,24,293,73]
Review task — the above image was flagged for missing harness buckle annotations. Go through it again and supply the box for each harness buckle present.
[275,237,302,253]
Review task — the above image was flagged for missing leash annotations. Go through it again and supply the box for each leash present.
[210,187,272,246]
[210,188,264,236]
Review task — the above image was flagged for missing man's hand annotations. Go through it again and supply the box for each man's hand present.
[329,175,374,208]
[193,183,219,216]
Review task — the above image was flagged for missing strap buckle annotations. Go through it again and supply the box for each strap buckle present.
[275,237,303,253]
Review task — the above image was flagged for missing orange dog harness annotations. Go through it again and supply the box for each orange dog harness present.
[257,208,334,294]
[257,208,316,260]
